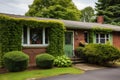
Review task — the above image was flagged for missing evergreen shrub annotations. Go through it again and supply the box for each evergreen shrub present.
[36,53,55,69]
[3,51,29,72]
[82,44,120,65]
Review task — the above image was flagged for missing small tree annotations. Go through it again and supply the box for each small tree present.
[26,0,81,21]
[80,6,95,22]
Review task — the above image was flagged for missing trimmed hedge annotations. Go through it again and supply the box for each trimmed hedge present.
[0,14,65,66]
[75,47,84,58]
[79,44,120,65]
[54,55,72,67]
[3,51,29,72]
[36,53,54,68]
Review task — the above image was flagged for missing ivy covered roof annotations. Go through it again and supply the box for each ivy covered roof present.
[0,13,120,31]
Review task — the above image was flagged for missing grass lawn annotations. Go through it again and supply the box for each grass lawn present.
[0,67,83,80]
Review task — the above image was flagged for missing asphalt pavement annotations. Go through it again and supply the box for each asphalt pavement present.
[39,67,120,80]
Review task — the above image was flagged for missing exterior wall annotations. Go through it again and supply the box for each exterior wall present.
[22,47,46,65]
[74,30,85,49]
[113,32,120,49]
[22,29,86,65]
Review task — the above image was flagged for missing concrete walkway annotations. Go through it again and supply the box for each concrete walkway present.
[40,67,120,80]
[73,63,105,71]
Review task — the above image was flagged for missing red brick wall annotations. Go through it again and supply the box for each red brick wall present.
[22,47,46,65]
[113,32,120,49]
[74,30,85,49]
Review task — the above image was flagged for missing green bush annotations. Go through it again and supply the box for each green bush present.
[36,53,55,69]
[82,44,120,65]
[54,55,72,67]
[75,47,84,58]
[3,51,29,72]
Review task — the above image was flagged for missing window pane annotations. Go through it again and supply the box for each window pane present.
[100,39,105,43]
[100,34,105,38]
[65,32,72,44]
[30,28,43,44]
[96,34,98,38]
[45,28,49,44]
[96,39,99,43]
[106,34,109,38]
[96,34,99,43]
[84,32,89,43]
[23,27,27,44]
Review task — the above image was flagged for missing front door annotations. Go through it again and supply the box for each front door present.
[64,31,74,57]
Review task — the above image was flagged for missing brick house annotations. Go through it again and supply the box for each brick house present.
[1,13,120,65]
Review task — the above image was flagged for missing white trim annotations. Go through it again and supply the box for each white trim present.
[27,27,30,45]
[96,33,110,44]
[22,27,49,47]
[105,34,107,43]
[22,44,48,47]
[73,31,75,56]
[65,30,74,56]
[43,28,45,45]
[22,28,23,45]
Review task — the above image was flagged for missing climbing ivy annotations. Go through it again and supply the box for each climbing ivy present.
[0,14,65,66]
[89,27,112,43]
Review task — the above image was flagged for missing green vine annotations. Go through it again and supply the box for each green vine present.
[0,14,65,66]
[89,27,112,43]
[92,27,112,33]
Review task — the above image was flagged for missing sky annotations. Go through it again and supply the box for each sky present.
[0,0,97,15]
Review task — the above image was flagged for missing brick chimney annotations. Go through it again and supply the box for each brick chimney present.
[97,16,104,24]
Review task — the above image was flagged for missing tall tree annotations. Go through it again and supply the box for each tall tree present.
[95,0,120,25]
[80,6,95,22]
[25,0,81,21]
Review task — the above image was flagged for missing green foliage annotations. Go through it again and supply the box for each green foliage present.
[89,30,94,43]
[95,0,120,25]
[89,27,112,43]
[82,44,120,65]
[54,55,72,67]
[75,47,84,58]
[0,14,65,66]
[25,0,81,21]
[36,53,55,69]
[92,27,112,33]
[80,6,95,22]
[3,51,29,72]
[47,23,65,57]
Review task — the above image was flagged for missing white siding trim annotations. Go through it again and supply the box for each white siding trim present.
[27,27,30,45]
[43,28,45,45]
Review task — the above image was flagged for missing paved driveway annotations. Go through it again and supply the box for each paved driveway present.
[39,68,120,80]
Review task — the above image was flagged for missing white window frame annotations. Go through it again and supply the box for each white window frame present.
[96,33,110,44]
[22,27,48,47]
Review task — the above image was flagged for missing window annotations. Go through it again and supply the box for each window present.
[84,32,89,43]
[96,33,109,44]
[30,28,43,44]
[22,27,49,47]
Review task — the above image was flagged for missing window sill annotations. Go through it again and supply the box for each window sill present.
[22,44,48,48]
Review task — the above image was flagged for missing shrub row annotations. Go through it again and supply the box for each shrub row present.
[3,51,72,72]
[76,44,120,65]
